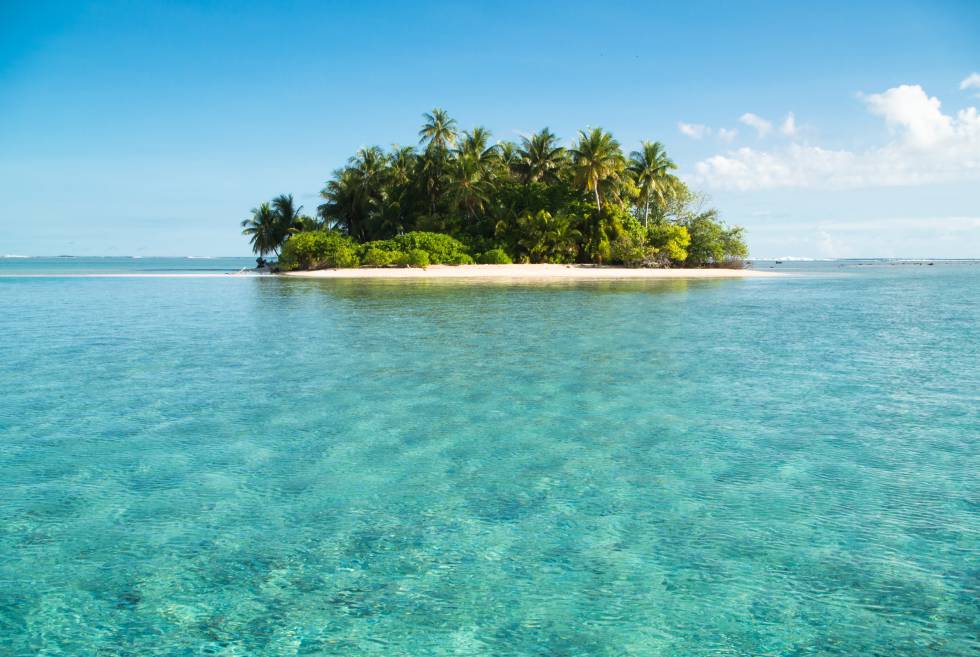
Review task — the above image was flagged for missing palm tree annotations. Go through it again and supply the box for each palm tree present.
[419,108,458,151]
[386,145,417,233]
[318,169,366,237]
[495,141,521,178]
[450,153,492,220]
[389,145,417,187]
[335,147,392,239]
[629,141,679,226]
[272,193,305,230]
[517,128,566,184]
[569,128,625,211]
[241,203,284,256]
[458,127,496,162]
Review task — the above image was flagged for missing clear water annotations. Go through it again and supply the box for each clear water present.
[0,256,258,276]
[0,260,977,656]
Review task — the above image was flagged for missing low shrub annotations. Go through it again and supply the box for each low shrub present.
[358,239,399,256]
[444,252,475,265]
[361,247,405,267]
[392,232,469,264]
[647,223,691,266]
[611,233,658,268]
[397,249,430,268]
[715,257,747,269]
[278,231,360,270]
[477,248,513,264]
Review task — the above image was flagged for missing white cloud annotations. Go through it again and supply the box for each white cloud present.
[717,127,738,143]
[690,84,980,191]
[862,84,952,147]
[780,112,797,136]
[960,72,980,92]
[739,112,772,137]
[678,122,710,139]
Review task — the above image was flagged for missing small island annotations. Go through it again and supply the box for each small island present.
[241,109,758,277]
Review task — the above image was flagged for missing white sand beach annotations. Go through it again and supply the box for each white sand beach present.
[283,264,781,280]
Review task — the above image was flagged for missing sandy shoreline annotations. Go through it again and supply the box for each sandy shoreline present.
[0,265,782,279]
[283,264,781,280]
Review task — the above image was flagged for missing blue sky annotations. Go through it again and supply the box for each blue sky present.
[1,0,978,257]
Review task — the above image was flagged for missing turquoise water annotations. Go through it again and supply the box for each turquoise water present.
[0,260,977,656]
[0,256,257,275]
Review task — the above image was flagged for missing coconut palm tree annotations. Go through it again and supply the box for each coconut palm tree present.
[241,203,285,256]
[384,145,417,233]
[629,141,679,226]
[450,153,492,220]
[419,108,458,151]
[569,128,625,211]
[495,141,521,178]
[458,127,496,162]
[318,169,365,237]
[517,128,566,184]
[271,194,306,230]
[389,145,417,187]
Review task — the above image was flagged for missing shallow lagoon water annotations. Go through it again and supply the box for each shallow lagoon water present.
[0,260,977,655]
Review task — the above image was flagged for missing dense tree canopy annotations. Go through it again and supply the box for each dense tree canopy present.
[243,109,749,268]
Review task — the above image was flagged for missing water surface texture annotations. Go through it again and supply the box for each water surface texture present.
[1,261,977,656]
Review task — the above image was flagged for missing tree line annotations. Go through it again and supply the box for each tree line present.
[241,109,748,268]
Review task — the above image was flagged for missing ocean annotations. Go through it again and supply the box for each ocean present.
[1,257,977,655]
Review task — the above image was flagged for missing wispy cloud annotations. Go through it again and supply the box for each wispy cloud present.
[961,72,980,97]
[780,112,797,137]
[678,122,710,139]
[738,112,772,137]
[717,127,738,143]
[690,83,980,191]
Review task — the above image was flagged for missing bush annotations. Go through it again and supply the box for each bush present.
[682,211,748,267]
[397,249,430,268]
[358,239,399,257]
[361,247,405,267]
[392,232,469,264]
[647,223,691,266]
[477,248,513,264]
[278,231,360,270]
[444,252,475,265]
[717,257,747,269]
[611,233,658,268]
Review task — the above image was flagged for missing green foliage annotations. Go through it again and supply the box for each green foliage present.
[721,226,749,261]
[397,249,430,268]
[477,248,513,264]
[356,232,471,266]
[391,231,470,264]
[610,214,658,267]
[358,239,399,254]
[444,252,475,265]
[241,110,748,267]
[278,231,360,270]
[361,247,404,267]
[515,210,581,263]
[647,223,691,265]
[682,211,748,267]
[570,128,627,211]
[611,233,657,268]
[628,141,681,226]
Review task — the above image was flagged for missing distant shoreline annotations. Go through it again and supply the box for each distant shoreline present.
[282,264,781,279]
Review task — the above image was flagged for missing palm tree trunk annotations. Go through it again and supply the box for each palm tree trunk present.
[643,196,650,227]
[593,186,601,212]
